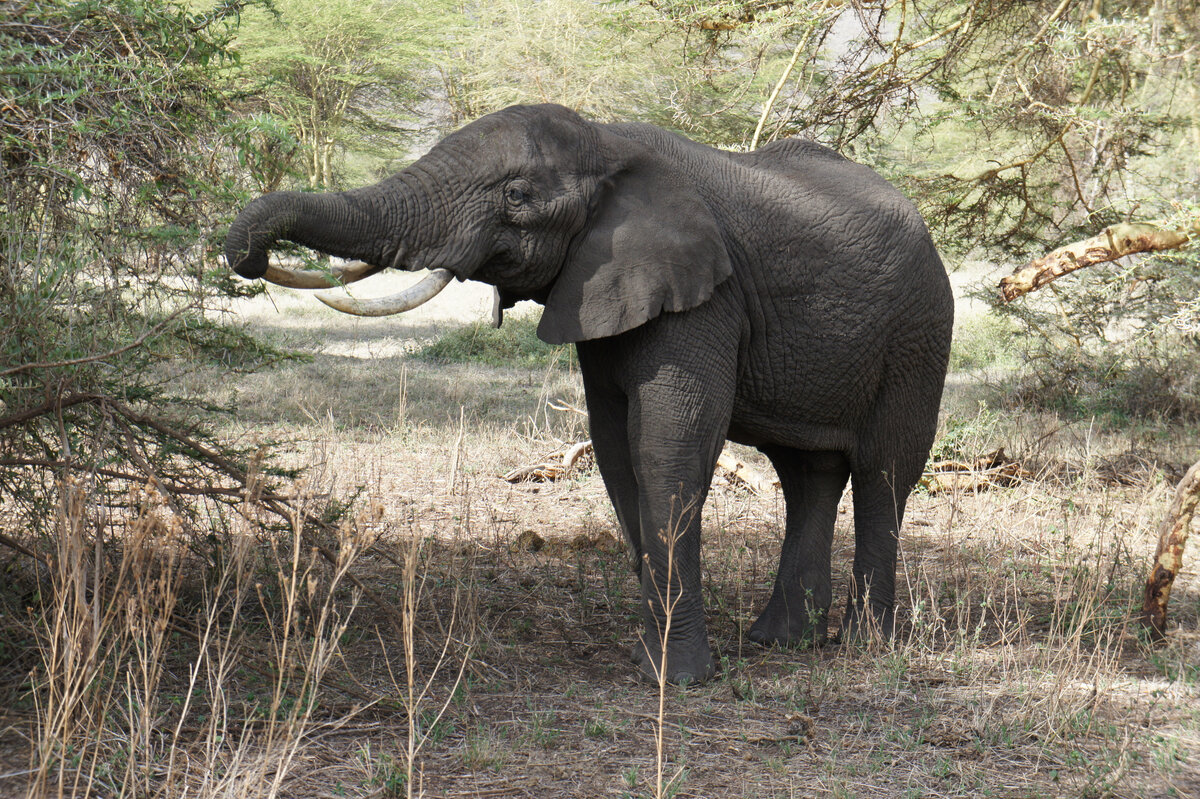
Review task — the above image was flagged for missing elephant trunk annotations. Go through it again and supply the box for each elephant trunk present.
[225,183,406,280]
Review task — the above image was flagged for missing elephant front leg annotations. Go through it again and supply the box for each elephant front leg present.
[577,315,737,685]
[750,448,850,647]
[625,392,731,685]
[580,374,644,573]
[628,452,719,686]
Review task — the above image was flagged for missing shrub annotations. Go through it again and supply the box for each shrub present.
[416,314,570,369]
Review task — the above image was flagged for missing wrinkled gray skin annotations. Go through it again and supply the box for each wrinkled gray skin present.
[227,104,953,684]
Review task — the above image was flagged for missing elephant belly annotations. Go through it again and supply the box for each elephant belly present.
[727,403,861,454]
[728,331,886,453]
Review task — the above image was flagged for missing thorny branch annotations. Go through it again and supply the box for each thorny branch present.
[0,393,413,640]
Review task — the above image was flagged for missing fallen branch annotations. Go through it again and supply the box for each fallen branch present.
[1141,457,1200,642]
[504,441,783,497]
[715,452,780,496]
[504,440,594,483]
[920,448,1030,494]
[998,222,1195,302]
[546,399,588,417]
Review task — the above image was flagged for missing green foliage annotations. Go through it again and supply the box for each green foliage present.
[997,206,1200,420]
[931,404,1004,463]
[950,312,1025,372]
[0,0,288,539]
[440,0,670,125]
[893,2,1199,256]
[436,0,811,146]
[416,315,570,370]
[1006,333,1200,422]
[232,0,451,187]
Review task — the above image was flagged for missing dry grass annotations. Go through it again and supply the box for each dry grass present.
[2,292,1198,797]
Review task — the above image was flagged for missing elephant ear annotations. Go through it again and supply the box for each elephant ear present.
[537,137,732,345]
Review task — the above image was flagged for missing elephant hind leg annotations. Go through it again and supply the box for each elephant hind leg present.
[840,339,945,642]
[840,462,921,642]
[750,448,850,647]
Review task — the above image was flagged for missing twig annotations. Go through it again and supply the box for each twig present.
[750,0,837,150]
[0,392,103,431]
[0,531,51,567]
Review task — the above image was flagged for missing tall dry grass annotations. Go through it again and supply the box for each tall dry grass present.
[19,472,384,799]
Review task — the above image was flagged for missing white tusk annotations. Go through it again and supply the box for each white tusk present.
[315,269,455,316]
[262,259,382,289]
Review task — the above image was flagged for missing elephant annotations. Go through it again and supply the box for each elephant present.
[226,103,954,684]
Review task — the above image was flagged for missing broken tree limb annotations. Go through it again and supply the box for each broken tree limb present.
[998,222,1195,303]
[920,448,1031,494]
[716,452,780,495]
[504,440,594,483]
[1141,457,1200,641]
[504,441,781,496]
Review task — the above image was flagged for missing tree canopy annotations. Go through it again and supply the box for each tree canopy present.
[2,0,1198,536]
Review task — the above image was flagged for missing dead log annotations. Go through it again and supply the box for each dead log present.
[504,440,594,483]
[1141,457,1200,641]
[998,222,1194,302]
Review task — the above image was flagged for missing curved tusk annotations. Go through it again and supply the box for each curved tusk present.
[315,268,455,317]
[262,259,382,289]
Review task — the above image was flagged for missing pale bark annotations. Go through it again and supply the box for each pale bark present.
[504,440,594,483]
[715,452,779,495]
[998,222,1194,302]
[1141,458,1200,641]
[920,448,1030,494]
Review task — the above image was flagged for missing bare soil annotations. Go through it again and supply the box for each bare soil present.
[204,278,1199,798]
[2,274,1196,798]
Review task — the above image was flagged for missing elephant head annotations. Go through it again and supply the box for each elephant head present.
[225,104,732,344]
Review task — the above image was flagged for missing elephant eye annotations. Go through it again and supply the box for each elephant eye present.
[505,184,531,205]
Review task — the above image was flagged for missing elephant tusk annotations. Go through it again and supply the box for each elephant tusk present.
[261,258,383,289]
[315,268,455,317]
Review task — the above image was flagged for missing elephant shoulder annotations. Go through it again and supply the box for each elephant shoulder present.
[748,138,847,168]
[600,122,722,164]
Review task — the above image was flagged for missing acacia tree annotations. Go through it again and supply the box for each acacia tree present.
[437,0,676,127]
[635,0,1200,415]
[232,0,445,189]
[0,0,303,560]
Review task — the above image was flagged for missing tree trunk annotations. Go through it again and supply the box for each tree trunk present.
[1141,458,1200,641]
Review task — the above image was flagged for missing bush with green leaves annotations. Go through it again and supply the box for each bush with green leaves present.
[0,0,290,539]
[417,315,570,370]
[998,238,1200,421]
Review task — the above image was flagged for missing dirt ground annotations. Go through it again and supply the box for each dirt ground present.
[3,267,1197,798]
[197,271,1200,798]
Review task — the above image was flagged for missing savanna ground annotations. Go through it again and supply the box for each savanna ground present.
[2,269,1198,798]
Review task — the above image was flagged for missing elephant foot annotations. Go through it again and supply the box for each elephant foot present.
[748,597,828,647]
[838,599,895,643]
[631,635,716,686]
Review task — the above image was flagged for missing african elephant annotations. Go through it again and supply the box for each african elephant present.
[226,103,954,684]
